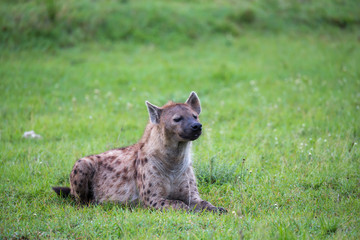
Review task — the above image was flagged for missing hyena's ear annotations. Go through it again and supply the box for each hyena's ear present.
[145,101,162,124]
[185,91,201,115]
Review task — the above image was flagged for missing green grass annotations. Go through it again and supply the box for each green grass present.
[1,0,360,239]
[1,0,360,48]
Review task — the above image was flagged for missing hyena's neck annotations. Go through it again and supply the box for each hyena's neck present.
[140,124,192,174]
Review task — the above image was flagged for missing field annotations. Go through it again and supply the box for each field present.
[1,0,360,239]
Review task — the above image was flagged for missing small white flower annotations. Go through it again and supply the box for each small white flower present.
[324,139,327,142]
[355,142,358,145]
[23,130,42,139]
[89,115,93,119]
[309,152,312,155]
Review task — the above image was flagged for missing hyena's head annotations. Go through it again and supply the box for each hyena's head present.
[146,92,202,142]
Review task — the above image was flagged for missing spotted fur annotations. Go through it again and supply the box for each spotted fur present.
[53,92,227,213]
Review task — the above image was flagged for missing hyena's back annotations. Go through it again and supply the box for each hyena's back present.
[67,145,140,203]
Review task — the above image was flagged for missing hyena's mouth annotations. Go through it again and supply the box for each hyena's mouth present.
[180,131,202,141]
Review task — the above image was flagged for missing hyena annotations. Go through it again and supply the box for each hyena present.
[53,92,226,213]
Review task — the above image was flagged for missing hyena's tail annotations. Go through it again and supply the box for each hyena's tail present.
[52,186,71,198]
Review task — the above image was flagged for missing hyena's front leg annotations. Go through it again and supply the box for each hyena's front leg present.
[148,197,190,211]
[190,199,227,213]
[139,184,190,211]
[138,183,190,211]
[180,169,227,213]
[188,188,227,213]
[136,167,189,211]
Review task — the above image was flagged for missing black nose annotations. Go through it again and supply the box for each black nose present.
[191,123,202,131]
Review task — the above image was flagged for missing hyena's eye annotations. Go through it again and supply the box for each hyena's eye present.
[193,114,198,119]
[173,116,183,122]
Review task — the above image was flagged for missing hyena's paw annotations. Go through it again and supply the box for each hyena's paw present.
[203,206,227,214]
[214,207,227,214]
[191,201,227,214]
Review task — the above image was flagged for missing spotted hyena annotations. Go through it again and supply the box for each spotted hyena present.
[53,92,226,213]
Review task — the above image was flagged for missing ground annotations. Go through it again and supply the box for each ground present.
[0,0,360,239]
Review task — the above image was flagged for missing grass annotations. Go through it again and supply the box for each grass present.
[1,0,360,48]
[1,0,360,239]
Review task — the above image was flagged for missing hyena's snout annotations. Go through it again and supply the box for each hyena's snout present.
[182,121,202,141]
[190,122,202,140]
[190,122,202,131]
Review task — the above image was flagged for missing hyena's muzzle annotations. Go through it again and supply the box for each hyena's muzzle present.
[179,117,202,141]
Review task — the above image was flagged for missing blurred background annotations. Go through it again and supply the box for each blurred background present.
[1,0,359,48]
